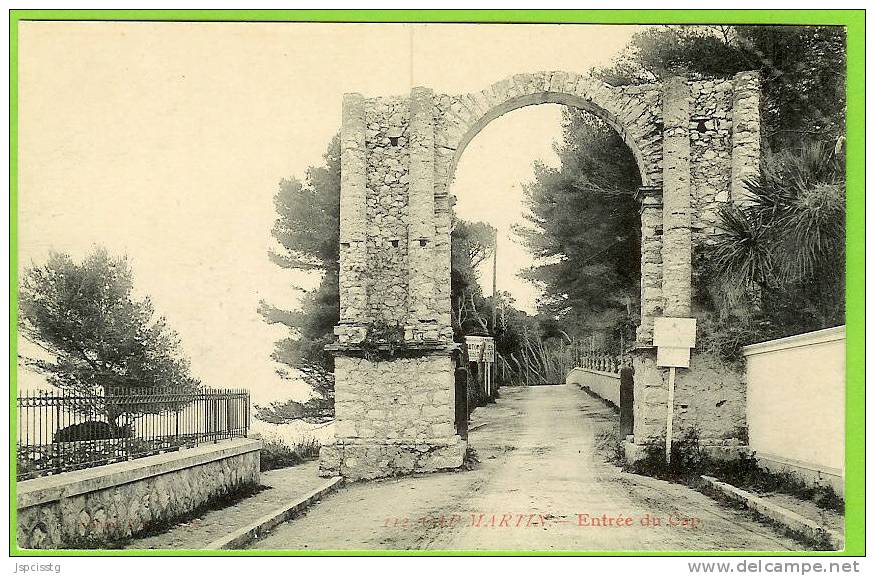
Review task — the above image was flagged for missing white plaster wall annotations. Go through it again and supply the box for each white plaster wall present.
[743,326,845,475]
[566,367,620,407]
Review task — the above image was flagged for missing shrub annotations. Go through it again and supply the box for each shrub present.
[53,421,132,443]
[626,429,708,481]
[294,435,321,460]
[462,446,480,470]
[625,428,844,513]
[593,423,625,465]
[259,436,320,472]
[691,141,846,364]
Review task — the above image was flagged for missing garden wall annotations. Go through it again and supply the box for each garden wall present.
[743,326,845,495]
[630,348,746,446]
[566,367,620,407]
[16,437,261,549]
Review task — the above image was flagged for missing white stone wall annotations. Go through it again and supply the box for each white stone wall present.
[674,352,747,442]
[566,367,621,407]
[632,349,745,445]
[743,327,845,490]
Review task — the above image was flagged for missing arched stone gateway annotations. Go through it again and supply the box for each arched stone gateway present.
[321,71,761,480]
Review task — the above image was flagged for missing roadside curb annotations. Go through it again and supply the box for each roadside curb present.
[205,476,344,550]
[700,475,843,550]
[468,422,488,432]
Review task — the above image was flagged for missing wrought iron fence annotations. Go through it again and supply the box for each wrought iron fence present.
[16,387,250,481]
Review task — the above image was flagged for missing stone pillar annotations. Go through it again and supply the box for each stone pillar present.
[631,347,666,444]
[661,77,692,318]
[319,353,465,481]
[635,185,663,344]
[432,148,455,340]
[322,91,465,482]
[407,87,437,336]
[730,71,761,204]
[338,93,368,328]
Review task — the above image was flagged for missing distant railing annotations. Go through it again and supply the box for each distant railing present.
[16,387,250,481]
[580,353,622,374]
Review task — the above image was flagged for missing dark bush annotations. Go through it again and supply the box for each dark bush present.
[626,429,708,481]
[53,421,132,443]
[259,437,320,472]
[625,429,844,513]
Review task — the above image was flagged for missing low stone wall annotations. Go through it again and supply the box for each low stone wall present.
[16,437,261,549]
[566,367,620,407]
[631,348,746,445]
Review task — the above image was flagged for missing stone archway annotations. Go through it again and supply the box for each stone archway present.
[321,71,761,480]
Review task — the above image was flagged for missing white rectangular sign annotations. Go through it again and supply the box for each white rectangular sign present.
[465,336,495,363]
[654,317,696,367]
[653,317,697,348]
[656,346,691,368]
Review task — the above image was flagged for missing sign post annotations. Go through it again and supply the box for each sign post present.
[665,366,676,464]
[653,317,697,465]
[465,336,496,401]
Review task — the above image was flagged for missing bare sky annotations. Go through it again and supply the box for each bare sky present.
[18,22,642,403]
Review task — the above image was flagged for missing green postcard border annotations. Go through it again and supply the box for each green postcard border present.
[8,8,865,558]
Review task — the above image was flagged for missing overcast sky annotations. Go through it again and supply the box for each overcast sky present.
[18,22,643,403]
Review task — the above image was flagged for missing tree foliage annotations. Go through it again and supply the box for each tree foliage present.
[19,247,200,423]
[597,24,847,346]
[516,25,846,353]
[705,141,845,332]
[514,110,641,341]
[451,219,496,335]
[597,25,846,150]
[268,135,341,274]
[257,136,340,423]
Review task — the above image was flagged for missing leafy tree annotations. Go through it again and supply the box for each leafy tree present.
[257,135,340,423]
[19,247,200,425]
[595,25,847,350]
[267,136,341,274]
[511,25,846,356]
[598,25,846,151]
[451,219,496,335]
[514,110,641,343]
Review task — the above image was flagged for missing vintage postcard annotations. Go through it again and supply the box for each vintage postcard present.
[9,10,864,562]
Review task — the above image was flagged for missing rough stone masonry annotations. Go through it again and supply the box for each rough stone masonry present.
[322,71,761,480]
[17,440,260,549]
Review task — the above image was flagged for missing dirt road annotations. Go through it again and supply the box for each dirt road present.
[251,385,800,551]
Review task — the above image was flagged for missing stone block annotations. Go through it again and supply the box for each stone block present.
[319,437,466,481]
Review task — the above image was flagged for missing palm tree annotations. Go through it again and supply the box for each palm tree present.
[709,140,845,329]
